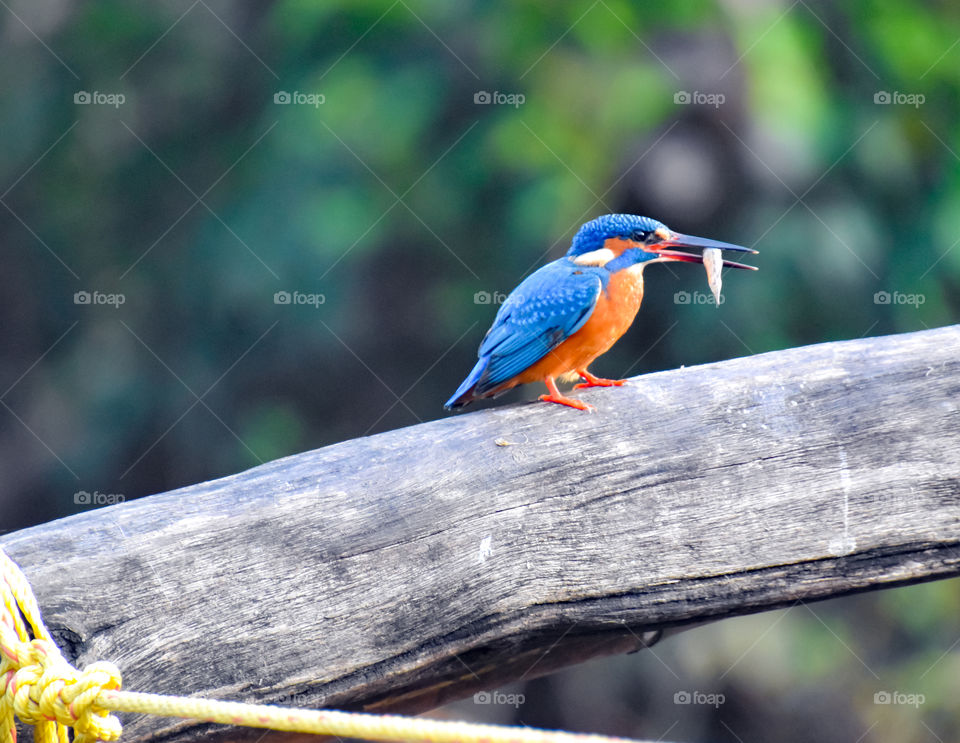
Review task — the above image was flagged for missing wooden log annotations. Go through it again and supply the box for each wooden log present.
[3,324,960,743]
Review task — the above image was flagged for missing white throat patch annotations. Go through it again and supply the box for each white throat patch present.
[572,248,616,266]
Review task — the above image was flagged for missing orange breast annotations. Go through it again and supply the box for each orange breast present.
[512,266,645,384]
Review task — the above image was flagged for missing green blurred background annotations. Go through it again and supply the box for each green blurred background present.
[1,1,958,741]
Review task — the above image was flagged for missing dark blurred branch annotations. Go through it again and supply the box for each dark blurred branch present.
[3,325,960,743]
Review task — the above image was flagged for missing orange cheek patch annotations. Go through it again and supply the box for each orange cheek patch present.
[602,237,643,256]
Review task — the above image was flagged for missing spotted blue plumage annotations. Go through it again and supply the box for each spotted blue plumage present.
[568,214,665,256]
[445,260,607,407]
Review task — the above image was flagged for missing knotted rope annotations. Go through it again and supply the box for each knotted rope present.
[0,547,653,743]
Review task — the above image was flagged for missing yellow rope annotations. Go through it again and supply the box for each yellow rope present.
[0,548,648,743]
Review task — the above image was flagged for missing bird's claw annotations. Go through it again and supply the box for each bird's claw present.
[573,378,626,389]
[538,394,595,412]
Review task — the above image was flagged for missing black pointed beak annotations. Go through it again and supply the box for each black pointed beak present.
[651,231,758,270]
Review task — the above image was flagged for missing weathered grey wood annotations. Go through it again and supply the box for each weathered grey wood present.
[3,325,960,743]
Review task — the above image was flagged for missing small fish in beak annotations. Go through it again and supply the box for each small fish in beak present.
[702,247,723,306]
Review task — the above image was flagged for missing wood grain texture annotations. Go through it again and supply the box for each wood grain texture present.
[3,325,960,743]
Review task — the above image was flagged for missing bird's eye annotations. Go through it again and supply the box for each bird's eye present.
[630,230,650,242]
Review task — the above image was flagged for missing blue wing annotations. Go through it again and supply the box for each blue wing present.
[445,259,605,407]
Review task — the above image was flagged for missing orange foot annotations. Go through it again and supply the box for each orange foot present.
[539,376,594,412]
[573,369,626,389]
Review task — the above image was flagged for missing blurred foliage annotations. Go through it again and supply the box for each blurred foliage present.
[1,1,959,741]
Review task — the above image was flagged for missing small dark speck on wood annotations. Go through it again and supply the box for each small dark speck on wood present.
[3,325,960,743]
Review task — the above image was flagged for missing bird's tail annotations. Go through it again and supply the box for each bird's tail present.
[444,356,490,409]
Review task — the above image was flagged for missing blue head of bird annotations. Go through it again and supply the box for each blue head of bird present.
[566,213,756,272]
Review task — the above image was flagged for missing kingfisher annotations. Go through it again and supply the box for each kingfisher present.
[445,214,757,412]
